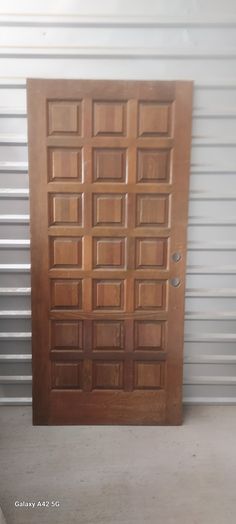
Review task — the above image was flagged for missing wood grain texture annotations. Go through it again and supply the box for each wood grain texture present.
[27,79,193,425]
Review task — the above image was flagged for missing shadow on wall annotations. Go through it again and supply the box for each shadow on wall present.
[0,506,7,524]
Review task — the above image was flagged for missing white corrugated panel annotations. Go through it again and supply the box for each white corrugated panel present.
[0,0,236,405]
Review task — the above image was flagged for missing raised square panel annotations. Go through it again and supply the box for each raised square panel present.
[136,194,168,226]
[51,320,83,349]
[93,361,124,389]
[93,148,126,182]
[134,362,164,389]
[51,280,82,308]
[134,321,165,350]
[52,362,81,389]
[137,149,170,182]
[93,280,124,310]
[93,238,125,268]
[135,280,166,310]
[135,238,167,269]
[93,194,125,226]
[51,238,82,267]
[93,320,124,350]
[50,194,82,225]
[48,101,81,135]
[138,102,170,136]
[93,101,126,136]
[49,149,82,181]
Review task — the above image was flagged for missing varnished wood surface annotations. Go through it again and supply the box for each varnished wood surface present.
[27,79,193,425]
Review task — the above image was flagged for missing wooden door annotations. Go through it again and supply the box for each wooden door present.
[27,79,193,425]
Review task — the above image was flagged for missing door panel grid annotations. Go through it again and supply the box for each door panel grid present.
[27,79,192,424]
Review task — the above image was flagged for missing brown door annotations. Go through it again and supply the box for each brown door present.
[27,79,193,425]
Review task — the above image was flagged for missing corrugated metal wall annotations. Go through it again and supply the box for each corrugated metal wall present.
[1,0,236,405]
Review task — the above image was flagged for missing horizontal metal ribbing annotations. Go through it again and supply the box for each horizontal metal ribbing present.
[3,334,236,343]
[0,310,236,320]
[1,78,236,89]
[192,138,236,146]
[0,375,32,383]
[1,108,236,118]
[1,46,236,59]
[0,287,31,295]
[188,218,236,226]
[0,160,235,175]
[189,193,236,201]
[183,397,236,405]
[1,135,236,146]
[0,354,31,362]
[1,190,236,202]
[187,242,236,250]
[0,78,26,88]
[184,376,236,385]
[0,264,30,273]
[0,398,32,405]
[185,312,236,320]
[0,264,235,275]
[0,107,26,116]
[1,14,236,28]
[0,239,30,248]
[3,240,236,251]
[0,64,235,406]
[185,333,236,342]
[0,162,28,172]
[0,189,29,198]
[185,289,236,297]
[1,375,236,386]
[2,354,236,365]
[184,355,236,364]
[187,266,236,274]
[191,167,236,174]
[0,310,31,318]
[0,332,235,343]
[0,332,31,340]
[0,134,27,145]
[0,215,29,223]
[2,215,236,226]
[1,398,236,406]
[193,109,236,118]
[0,219,236,236]
[1,287,236,298]
[0,168,235,177]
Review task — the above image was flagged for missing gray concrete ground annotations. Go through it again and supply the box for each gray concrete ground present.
[0,406,236,524]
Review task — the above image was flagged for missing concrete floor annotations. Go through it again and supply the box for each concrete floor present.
[0,407,236,524]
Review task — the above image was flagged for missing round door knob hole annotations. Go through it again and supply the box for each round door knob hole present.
[170,277,181,287]
[172,252,181,263]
